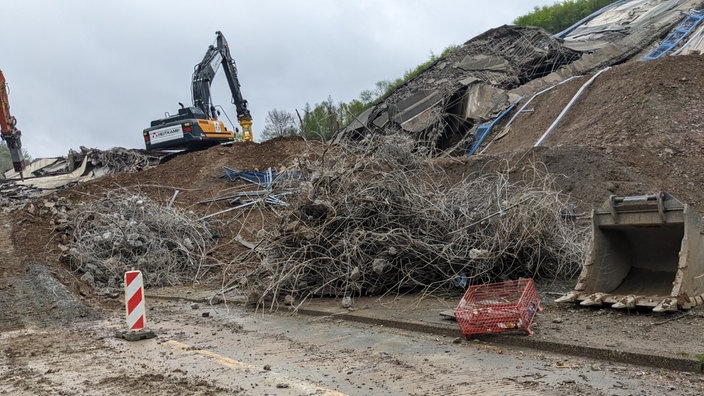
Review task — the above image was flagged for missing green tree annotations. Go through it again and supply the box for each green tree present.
[260,108,299,141]
[300,98,340,141]
[514,0,620,34]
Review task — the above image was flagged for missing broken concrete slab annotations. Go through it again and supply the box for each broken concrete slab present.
[339,25,580,151]
[338,0,704,157]
[464,83,509,121]
[457,54,510,72]
[560,0,699,52]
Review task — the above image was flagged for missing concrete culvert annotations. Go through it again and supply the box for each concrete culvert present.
[557,192,704,312]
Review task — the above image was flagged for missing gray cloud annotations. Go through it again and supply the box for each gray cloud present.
[0,0,553,157]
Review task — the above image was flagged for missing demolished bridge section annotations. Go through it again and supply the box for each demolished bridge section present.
[338,0,704,155]
[338,25,580,151]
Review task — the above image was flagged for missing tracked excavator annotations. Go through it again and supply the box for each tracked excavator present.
[143,31,253,150]
[0,69,26,176]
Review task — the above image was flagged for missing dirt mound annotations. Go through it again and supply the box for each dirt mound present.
[0,211,99,331]
[482,55,704,210]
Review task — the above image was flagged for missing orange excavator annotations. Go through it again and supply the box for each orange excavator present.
[0,69,26,176]
[143,31,253,150]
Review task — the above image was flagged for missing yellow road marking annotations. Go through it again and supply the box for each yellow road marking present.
[163,339,346,396]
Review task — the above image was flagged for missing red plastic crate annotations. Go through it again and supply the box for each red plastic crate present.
[453,278,541,338]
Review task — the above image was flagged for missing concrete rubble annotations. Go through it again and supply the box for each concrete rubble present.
[0,146,162,203]
[338,0,704,154]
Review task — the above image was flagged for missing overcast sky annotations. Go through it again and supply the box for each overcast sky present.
[1,0,554,158]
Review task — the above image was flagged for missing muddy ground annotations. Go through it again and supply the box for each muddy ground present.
[3,296,704,395]
[2,55,704,392]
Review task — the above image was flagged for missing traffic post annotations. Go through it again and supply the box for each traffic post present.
[125,270,146,330]
[116,270,156,341]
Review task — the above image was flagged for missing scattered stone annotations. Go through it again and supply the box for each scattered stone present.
[79,271,94,286]
[372,259,389,275]
[283,294,295,306]
[276,383,289,389]
[202,312,210,318]
[191,303,200,310]
[552,317,563,324]
[263,364,271,371]
[452,337,463,344]
[350,266,361,281]
[341,296,353,308]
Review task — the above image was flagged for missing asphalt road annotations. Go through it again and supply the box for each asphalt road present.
[2,300,702,395]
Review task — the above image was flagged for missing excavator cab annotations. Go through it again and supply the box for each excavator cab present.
[143,106,234,150]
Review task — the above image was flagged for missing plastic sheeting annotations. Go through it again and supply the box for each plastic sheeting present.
[561,0,698,52]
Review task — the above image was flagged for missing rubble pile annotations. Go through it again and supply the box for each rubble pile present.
[393,26,581,99]
[53,192,216,290]
[245,135,586,305]
[7,2,704,306]
[66,146,161,175]
[339,26,581,151]
[0,146,164,205]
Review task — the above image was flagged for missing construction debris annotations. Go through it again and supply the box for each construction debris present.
[197,166,299,220]
[244,135,587,306]
[1,147,161,202]
[338,0,703,156]
[54,192,216,290]
[338,25,581,151]
[7,3,704,319]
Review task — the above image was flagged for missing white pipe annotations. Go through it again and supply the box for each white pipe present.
[478,75,582,155]
[534,67,612,147]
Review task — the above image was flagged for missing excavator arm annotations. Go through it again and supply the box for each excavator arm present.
[191,31,253,141]
[0,69,26,174]
[216,31,253,142]
[191,44,221,119]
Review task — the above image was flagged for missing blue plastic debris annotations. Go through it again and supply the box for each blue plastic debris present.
[222,167,276,188]
[642,10,704,61]
[466,98,522,157]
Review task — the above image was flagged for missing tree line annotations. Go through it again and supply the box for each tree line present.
[514,0,621,34]
[261,0,620,142]
[260,46,458,142]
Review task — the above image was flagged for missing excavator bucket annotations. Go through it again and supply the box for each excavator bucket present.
[557,192,704,312]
